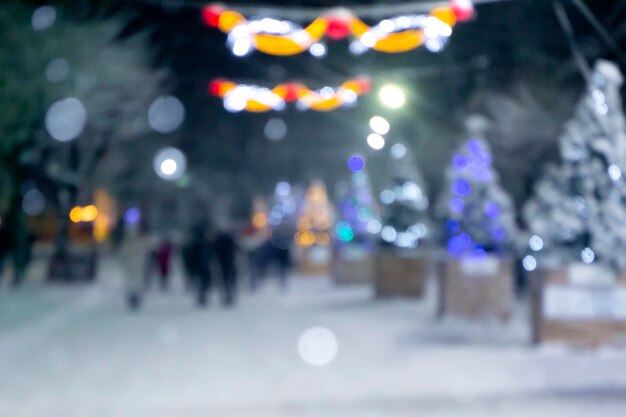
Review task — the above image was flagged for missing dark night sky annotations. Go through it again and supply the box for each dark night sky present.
[41,0,626,205]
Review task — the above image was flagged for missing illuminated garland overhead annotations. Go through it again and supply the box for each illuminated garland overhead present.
[202,0,474,56]
[209,77,371,112]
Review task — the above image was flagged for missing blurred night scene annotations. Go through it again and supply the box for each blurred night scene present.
[2,0,626,415]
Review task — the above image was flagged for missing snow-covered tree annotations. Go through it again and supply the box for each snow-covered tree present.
[268,181,298,228]
[524,60,626,270]
[379,142,430,249]
[438,130,517,257]
[335,169,379,247]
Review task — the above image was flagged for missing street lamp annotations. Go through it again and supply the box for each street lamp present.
[153,147,187,181]
[379,85,405,109]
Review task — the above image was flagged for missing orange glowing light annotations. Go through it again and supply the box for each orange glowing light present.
[69,206,83,223]
[81,205,98,222]
[252,213,268,228]
[316,232,331,246]
[296,231,316,247]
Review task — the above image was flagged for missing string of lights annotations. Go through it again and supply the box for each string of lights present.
[209,77,371,112]
[201,0,475,56]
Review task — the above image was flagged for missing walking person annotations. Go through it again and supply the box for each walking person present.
[214,227,238,306]
[155,237,173,291]
[183,226,212,307]
[270,223,293,290]
[119,224,151,311]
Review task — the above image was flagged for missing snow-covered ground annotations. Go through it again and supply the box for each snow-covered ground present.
[1,255,626,417]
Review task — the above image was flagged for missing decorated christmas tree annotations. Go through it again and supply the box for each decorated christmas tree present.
[335,169,380,249]
[295,180,334,248]
[523,60,626,271]
[379,142,430,249]
[268,181,298,228]
[438,129,517,257]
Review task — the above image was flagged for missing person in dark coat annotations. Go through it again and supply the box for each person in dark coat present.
[0,221,11,283]
[213,229,238,306]
[269,223,293,290]
[183,227,212,307]
[155,238,173,291]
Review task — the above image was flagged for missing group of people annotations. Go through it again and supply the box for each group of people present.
[119,223,238,311]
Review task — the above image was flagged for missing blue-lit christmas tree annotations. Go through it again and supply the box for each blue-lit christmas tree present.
[335,169,380,250]
[438,135,518,257]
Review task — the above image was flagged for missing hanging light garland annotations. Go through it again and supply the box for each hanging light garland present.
[202,0,475,56]
[209,77,372,112]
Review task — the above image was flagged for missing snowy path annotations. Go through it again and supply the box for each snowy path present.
[1,261,626,416]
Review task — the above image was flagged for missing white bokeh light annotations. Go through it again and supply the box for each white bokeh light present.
[160,159,177,176]
[367,218,382,234]
[224,94,247,112]
[381,226,397,242]
[581,247,595,264]
[153,147,187,181]
[367,133,386,150]
[45,98,87,142]
[46,58,70,83]
[276,181,291,196]
[523,255,537,272]
[309,43,327,58]
[233,38,252,57]
[390,143,407,159]
[148,96,185,134]
[297,327,338,367]
[22,189,46,216]
[369,115,390,135]
[608,164,622,181]
[32,6,56,31]
[380,189,395,205]
[264,118,288,141]
[379,85,405,109]
[529,235,544,252]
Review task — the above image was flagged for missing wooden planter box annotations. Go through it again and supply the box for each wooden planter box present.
[332,251,376,285]
[530,264,626,347]
[47,246,99,283]
[298,245,331,276]
[375,251,429,298]
[438,256,513,321]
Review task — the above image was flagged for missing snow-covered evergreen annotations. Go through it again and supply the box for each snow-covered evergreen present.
[336,169,380,245]
[524,60,626,270]
[379,142,430,249]
[438,123,517,257]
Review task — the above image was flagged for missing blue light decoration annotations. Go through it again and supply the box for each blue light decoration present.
[490,225,506,242]
[446,220,461,235]
[484,201,500,218]
[347,155,365,172]
[335,221,355,242]
[452,179,472,196]
[447,233,472,255]
[452,154,468,170]
[450,197,465,213]
[124,207,141,225]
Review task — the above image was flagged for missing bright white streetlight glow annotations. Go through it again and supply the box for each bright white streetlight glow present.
[369,116,390,135]
[379,85,405,109]
[160,159,177,176]
[153,147,187,181]
[367,133,386,150]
